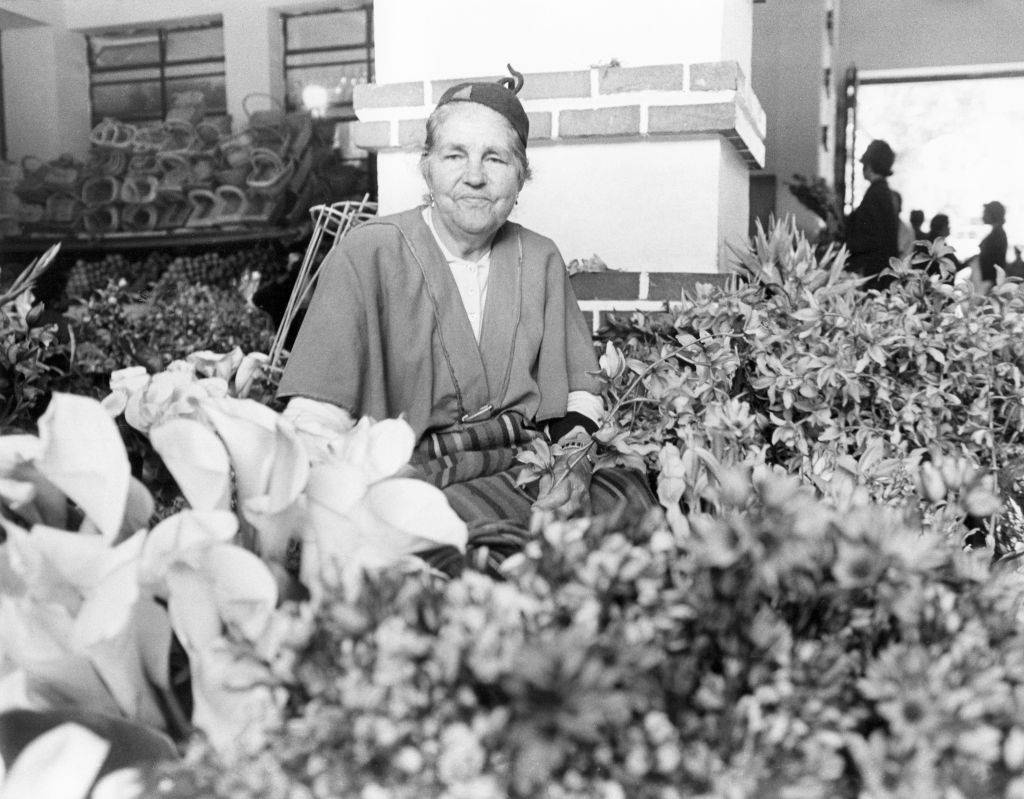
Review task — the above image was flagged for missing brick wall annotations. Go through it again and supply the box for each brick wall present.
[570,270,729,333]
[352,60,766,167]
[352,61,763,306]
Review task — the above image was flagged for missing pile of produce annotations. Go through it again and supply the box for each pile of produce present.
[64,246,288,299]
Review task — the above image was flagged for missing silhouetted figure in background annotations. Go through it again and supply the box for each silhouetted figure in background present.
[929,213,951,242]
[846,139,900,289]
[978,200,1008,284]
[893,191,914,257]
[910,209,926,242]
[924,213,961,271]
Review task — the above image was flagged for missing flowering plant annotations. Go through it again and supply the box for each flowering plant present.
[0,357,468,794]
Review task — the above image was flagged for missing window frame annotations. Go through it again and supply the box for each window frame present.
[86,20,227,127]
[281,5,375,122]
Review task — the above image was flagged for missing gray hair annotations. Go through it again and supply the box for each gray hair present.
[419,102,532,186]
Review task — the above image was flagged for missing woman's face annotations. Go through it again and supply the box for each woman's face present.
[422,103,523,242]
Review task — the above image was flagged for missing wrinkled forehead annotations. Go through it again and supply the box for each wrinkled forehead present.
[432,102,518,151]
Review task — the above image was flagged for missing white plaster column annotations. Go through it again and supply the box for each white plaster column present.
[221,5,285,132]
[1,24,90,161]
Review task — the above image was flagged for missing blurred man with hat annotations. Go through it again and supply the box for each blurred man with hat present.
[846,139,900,289]
[978,200,1008,286]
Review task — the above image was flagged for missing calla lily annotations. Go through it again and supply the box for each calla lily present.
[197,398,310,557]
[0,436,67,529]
[187,347,243,382]
[233,352,270,399]
[599,341,626,379]
[305,469,466,572]
[657,443,689,535]
[35,394,129,544]
[0,524,166,727]
[359,478,467,556]
[325,416,416,483]
[283,397,356,464]
[199,398,280,501]
[139,511,238,588]
[141,511,280,750]
[0,722,108,799]
[123,367,197,434]
[101,367,151,418]
[150,419,232,511]
[241,421,310,558]
[141,510,277,646]
[109,366,150,395]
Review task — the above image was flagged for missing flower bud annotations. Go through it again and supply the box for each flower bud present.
[918,463,947,503]
[599,341,626,380]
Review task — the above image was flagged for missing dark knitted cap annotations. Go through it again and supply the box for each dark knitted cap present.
[435,64,529,147]
[860,139,895,177]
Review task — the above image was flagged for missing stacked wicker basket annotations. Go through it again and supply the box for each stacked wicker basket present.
[0,92,313,237]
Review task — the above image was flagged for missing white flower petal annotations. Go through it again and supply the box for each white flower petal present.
[187,348,243,382]
[22,525,110,592]
[165,565,221,652]
[35,394,130,544]
[0,436,41,475]
[203,544,278,643]
[199,398,279,501]
[365,419,416,482]
[72,559,140,650]
[360,478,468,556]
[140,511,238,589]
[134,598,173,693]
[0,722,109,799]
[99,390,128,418]
[188,641,279,754]
[233,352,269,399]
[283,398,355,463]
[120,478,155,543]
[306,464,369,516]
[109,366,150,394]
[242,494,306,561]
[92,768,144,799]
[150,419,232,511]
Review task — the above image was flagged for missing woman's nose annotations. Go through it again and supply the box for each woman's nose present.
[463,158,486,185]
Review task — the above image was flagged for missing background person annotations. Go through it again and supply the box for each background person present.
[978,200,1008,284]
[845,139,899,289]
[910,209,927,242]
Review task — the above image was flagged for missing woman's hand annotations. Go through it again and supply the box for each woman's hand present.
[532,427,594,516]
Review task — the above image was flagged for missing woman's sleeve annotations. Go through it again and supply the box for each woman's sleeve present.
[276,240,384,415]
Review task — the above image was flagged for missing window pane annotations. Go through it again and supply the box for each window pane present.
[286,10,367,51]
[90,34,160,69]
[92,81,163,120]
[166,75,227,113]
[165,26,225,62]
[286,62,369,110]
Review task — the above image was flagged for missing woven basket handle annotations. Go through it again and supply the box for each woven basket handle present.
[243,92,285,118]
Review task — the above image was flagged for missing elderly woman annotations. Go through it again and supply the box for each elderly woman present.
[278,67,654,574]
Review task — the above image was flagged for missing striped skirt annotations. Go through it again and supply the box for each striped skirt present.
[410,414,657,576]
